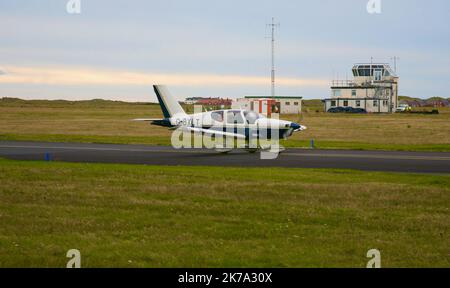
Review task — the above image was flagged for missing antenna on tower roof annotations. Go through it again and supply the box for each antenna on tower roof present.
[391,56,400,74]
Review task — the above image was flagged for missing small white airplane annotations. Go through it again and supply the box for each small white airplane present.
[135,85,306,153]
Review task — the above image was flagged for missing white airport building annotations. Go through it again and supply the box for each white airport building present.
[323,63,399,113]
[232,96,303,116]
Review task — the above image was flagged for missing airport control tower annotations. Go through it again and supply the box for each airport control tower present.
[324,63,399,113]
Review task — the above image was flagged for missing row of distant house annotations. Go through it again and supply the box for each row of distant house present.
[400,98,450,108]
[184,97,232,106]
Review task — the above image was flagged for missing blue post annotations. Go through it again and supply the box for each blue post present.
[45,152,51,161]
[310,139,315,149]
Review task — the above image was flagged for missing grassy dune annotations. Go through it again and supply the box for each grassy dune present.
[0,159,449,268]
[0,98,450,151]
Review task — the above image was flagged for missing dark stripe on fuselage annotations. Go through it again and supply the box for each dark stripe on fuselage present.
[206,126,291,140]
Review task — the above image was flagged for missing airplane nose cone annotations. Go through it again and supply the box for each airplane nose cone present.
[290,122,306,131]
[290,122,301,130]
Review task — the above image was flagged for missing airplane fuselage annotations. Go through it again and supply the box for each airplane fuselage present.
[154,109,305,140]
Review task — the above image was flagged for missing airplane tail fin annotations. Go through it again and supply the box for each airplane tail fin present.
[153,85,187,118]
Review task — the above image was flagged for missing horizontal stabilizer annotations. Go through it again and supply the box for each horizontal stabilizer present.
[132,118,163,122]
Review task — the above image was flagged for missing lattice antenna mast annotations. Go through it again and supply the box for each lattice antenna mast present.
[391,56,400,74]
[267,17,280,97]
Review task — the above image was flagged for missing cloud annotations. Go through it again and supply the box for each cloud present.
[0,65,328,88]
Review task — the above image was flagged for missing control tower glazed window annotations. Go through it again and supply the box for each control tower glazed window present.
[357,66,371,77]
[374,69,382,81]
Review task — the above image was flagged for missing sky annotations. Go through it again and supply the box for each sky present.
[0,0,449,102]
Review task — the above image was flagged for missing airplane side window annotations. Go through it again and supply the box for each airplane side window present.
[244,111,258,124]
[227,111,244,124]
[211,111,224,123]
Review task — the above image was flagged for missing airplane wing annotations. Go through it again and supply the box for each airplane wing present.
[183,127,246,139]
[133,118,163,122]
[133,118,246,139]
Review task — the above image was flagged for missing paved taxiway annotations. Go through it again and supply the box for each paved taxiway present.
[0,141,449,173]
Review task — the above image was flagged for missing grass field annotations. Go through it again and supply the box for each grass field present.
[0,158,449,268]
[1,98,450,151]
